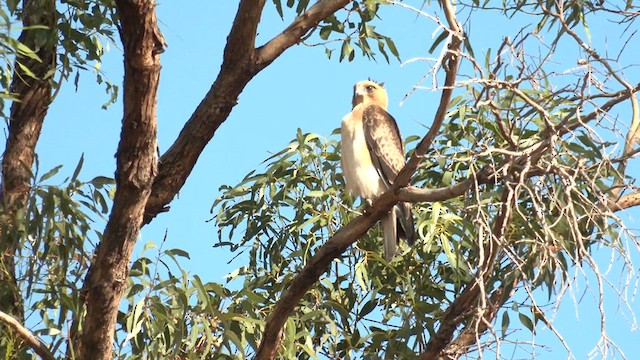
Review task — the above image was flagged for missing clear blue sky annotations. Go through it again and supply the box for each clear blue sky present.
[23,1,639,358]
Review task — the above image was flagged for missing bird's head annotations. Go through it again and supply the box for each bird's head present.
[352,80,388,110]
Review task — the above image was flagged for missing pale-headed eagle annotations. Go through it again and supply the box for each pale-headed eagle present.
[341,80,415,260]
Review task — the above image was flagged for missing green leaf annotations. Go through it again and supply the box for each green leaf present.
[319,26,331,40]
[90,176,115,188]
[340,38,354,62]
[428,31,448,54]
[16,41,42,61]
[519,313,535,333]
[273,0,284,19]
[71,153,84,182]
[358,299,376,319]
[284,317,296,357]
[143,241,157,252]
[296,0,310,15]
[17,60,38,79]
[385,36,400,61]
[501,311,510,338]
[165,248,190,259]
[39,165,63,182]
[125,298,146,342]
[7,0,19,12]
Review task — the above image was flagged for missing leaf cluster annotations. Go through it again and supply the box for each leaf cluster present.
[0,156,113,359]
[273,0,400,63]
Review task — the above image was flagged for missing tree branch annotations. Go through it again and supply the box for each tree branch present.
[255,0,349,68]
[394,0,463,187]
[441,286,507,359]
[143,0,350,225]
[78,1,164,359]
[398,181,473,203]
[255,0,464,357]
[0,310,55,360]
[0,0,56,323]
[607,190,640,211]
[419,177,517,359]
[142,0,267,224]
[255,189,402,359]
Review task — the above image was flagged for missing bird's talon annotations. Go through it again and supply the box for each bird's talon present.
[362,199,374,215]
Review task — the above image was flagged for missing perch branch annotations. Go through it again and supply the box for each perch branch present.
[0,310,55,360]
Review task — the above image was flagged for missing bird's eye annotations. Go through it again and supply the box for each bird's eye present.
[366,85,375,91]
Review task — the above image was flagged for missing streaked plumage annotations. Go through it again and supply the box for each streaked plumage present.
[341,80,415,260]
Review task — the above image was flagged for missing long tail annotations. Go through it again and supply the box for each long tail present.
[382,203,415,261]
[381,209,398,261]
[397,202,415,245]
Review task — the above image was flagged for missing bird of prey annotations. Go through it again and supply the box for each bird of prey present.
[341,80,415,261]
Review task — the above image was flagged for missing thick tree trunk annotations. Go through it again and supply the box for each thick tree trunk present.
[77,1,164,359]
[0,0,56,322]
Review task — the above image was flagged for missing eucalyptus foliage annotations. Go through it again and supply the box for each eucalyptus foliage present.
[273,0,400,62]
[0,0,118,118]
[0,0,638,359]
[0,157,113,359]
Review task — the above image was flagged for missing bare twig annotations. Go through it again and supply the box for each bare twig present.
[541,1,640,194]
[419,178,517,359]
[395,0,463,187]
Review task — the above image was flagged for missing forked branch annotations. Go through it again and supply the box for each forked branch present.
[143,0,351,225]
[254,0,464,357]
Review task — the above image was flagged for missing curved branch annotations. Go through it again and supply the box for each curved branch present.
[255,189,401,359]
[394,0,463,187]
[255,0,349,68]
[142,0,267,224]
[143,0,350,225]
[0,310,55,360]
[255,0,464,357]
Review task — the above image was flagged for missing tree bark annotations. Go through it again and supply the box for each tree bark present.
[0,0,56,323]
[80,0,349,357]
[142,0,266,224]
[77,1,163,358]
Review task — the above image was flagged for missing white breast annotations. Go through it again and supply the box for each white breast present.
[341,109,385,201]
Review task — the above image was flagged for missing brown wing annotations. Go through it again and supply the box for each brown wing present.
[363,105,416,245]
[362,104,406,188]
